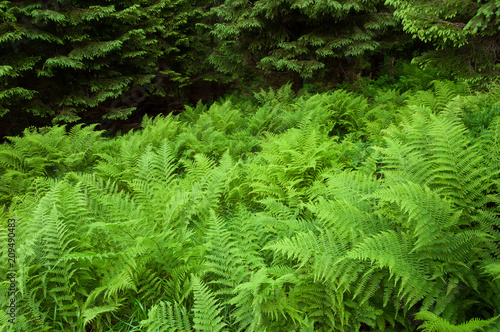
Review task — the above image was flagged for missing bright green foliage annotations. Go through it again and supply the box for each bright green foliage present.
[191,275,226,331]
[416,311,500,332]
[0,82,499,330]
[140,301,192,331]
[0,124,102,204]
[387,0,473,47]
[210,0,397,86]
[0,0,196,122]
[386,0,500,80]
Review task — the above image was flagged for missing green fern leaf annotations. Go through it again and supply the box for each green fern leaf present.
[191,275,226,332]
[140,301,191,332]
[416,311,499,332]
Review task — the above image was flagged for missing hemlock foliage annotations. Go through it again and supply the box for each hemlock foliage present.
[0,0,198,122]
[210,0,397,89]
[1,82,500,331]
[387,0,500,81]
[1,0,499,125]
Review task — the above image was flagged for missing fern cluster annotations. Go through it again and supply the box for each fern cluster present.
[1,81,500,331]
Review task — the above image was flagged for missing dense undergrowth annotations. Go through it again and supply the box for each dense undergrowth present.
[0,80,500,331]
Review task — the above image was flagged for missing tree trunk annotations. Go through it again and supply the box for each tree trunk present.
[389,57,395,77]
[292,71,304,95]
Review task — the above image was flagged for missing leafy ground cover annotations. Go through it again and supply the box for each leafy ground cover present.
[0,81,499,331]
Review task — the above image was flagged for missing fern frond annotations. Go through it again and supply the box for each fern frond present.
[203,211,248,296]
[479,116,500,177]
[265,229,363,294]
[140,301,191,332]
[483,263,500,280]
[347,231,433,308]
[307,171,385,240]
[406,80,463,112]
[372,182,460,249]
[126,139,178,219]
[191,275,226,332]
[378,137,434,185]
[229,268,299,331]
[102,268,137,300]
[381,108,492,219]
[248,125,339,207]
[183,152,216,181]
[82,302,122,328]
[415,311,499,332]
[427,114,489,211]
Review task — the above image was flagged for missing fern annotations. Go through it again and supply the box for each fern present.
[416,311,500,332]
[382,108,493,219]
[191,275,226,332]
[140,301,191,332]
[202,211,248,296]
[0,124,103,204]
[2,83,500,331]
[247,124,340,208]
[405,80,467,113]
[478,116,500,184]
[229,268,300,331]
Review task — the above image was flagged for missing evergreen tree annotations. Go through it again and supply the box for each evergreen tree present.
[0,0,194,122]
[210,0,397,92]
[386,0,500,81]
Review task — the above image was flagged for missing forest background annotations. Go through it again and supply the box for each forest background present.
[0,0,499,134]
